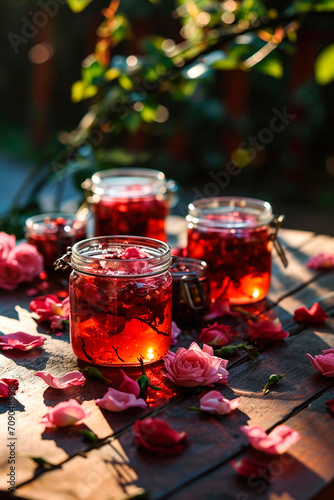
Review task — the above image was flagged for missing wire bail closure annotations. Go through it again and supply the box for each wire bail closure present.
[54,247,72,271]
[271,215,288,268]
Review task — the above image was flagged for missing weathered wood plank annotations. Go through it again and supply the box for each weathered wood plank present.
[166,387,334,500]
[15,327,334,500]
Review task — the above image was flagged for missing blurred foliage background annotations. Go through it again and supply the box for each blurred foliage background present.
[1,0,334,235]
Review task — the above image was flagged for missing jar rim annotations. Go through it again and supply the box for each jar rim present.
[171,257,208,278]
[187,196,273,229]
[90,167,167,198]
[71,235,172,277]
[25,213,87,235]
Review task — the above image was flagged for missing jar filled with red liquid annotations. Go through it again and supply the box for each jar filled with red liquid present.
[66,236,172,366]
[171,257,209,327]
[187,197,279,304]
[25,213,87,273]
[83,168,177,242]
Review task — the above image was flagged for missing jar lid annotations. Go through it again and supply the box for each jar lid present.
[187,197,274,229]
[70,235,172,277]
[89,168,167,199]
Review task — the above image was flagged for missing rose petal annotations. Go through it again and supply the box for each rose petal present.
[0,331,46,351]
[41,399,91,428]
[96,388,147,412]
[240,424,300,455]
[35,371,86,389]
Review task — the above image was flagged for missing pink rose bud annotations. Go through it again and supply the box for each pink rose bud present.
[34,371,86,389]
[294,302,327,326]
[95,388,147,412]
[119,370,141,398]
[199,323,231,347]
[205,298,240,321]
[245,318,289,346]
[0,331,46,351]
[133,417,187,455]
[199,390,240,415]
[306,350,334,377]
[0,378,19,398]
[164,342,228,388]
[230,457,271,480]
[306,253,334,270]
[240,424,300,455]
[41,399,91,428]
[171,321,181,346]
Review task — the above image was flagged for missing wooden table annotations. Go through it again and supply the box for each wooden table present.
[1,228,334,500]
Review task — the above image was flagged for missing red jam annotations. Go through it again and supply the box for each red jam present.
[25,214,87,272]
[187,199,274,304]
[171,257,209,327]
[93,194,168,242]
[69,241,172,366]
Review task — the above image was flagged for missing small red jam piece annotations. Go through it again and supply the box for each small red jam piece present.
[55,217,66,226]
[124,247,148,260]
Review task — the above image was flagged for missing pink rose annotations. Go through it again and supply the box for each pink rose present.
[119,370,141,398]
[294,302,327,326]
[0,260,23,290]
[306,349,334,377]
[0,232,16,261]
[230,458,271,480]
[306,253,334,270]
[205,298,240,321]
[95,388,147,412]
[0,331,46,351]
[240,424,300,455]
[163,342,229,388]
[171,321,181,346]
[133,417,187,455]
[199,390,240,415]
[35,370,86,389]
[199,323,231,346]
[0,378,19,398]
[9,243,43,281]
[41,399,91,428]
[245,318,289,346]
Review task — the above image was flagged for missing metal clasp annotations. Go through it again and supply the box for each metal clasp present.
[271,215,288,268]
[54,247,73,271]
[181,276,207,310]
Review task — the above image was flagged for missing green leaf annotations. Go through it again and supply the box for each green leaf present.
[212,59,239,70]
[315,44,334,85]
[82,59,105,85]
[79,430,99,442]
[67,0,93,13]
[253,56,283,79]
[82,367,109,383]
[119,74,134,91]
[71,81,98,103]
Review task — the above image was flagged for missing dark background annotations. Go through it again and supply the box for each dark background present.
[1,0,333,234]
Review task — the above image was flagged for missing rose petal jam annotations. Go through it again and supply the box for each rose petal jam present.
[187,198,274,304]
[85,169,171,241]
[69,237,172,366]
[25,214,87,272]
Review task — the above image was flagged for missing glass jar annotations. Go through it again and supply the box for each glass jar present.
[64,236,172,366]
[83,168,177,242]
[187,197,282,304]
[25,213,87,272]
[171,257,209,328]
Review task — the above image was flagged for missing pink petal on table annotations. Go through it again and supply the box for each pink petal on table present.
[171,321,181,346]
[306,253,334,270]
[205,298,240,321]
[41,399,91,428]
[0,331,46,351]
[0,378,19,397]
[34,371,86,389]
[96,388,147,412]
[240,424,300,455]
